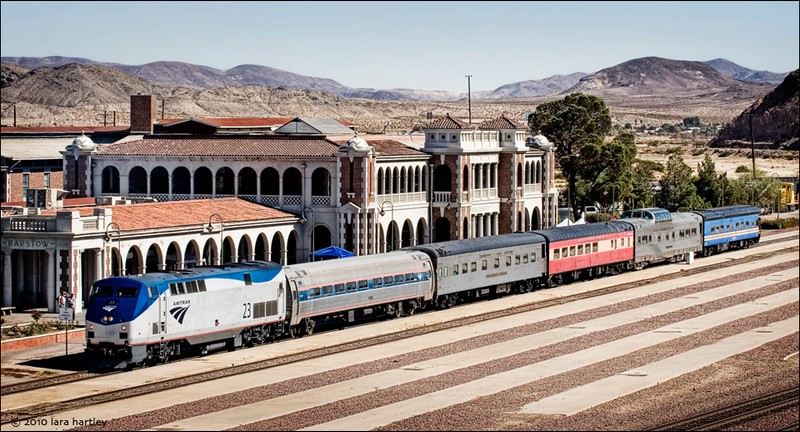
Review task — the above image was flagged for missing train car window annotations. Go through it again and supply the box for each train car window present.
[335,284,345,293]
[93,285,114,296]
[198,280,207,292]
[471,262,477,272]
[322,285,333,295]
[311,287,321,297]
[244,273,252,286]
[373,277,383,287]
[577,245,584,255]
[169,283,178,295]
[358,280,368,290]
[452,264,459,275]
[506,256,512,266]
[494,258,500,268]
[117,287,139,297]
[531,253,536,262]
[405,273,414,282]
[561,247,568,257]
[570,246,576,256]
[393,275,402,284]
[515,255,521,265]
[481,260,488,270]
[346,282,356,292]
[554,249,560,259]
[522,254,528,264]
[462,263,468,273]
[384,276,393,285]
[593,242,599,252]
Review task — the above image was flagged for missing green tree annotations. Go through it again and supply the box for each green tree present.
[694,154,721,208]
[683,116,701,128]
[658,153,704,211]
[630,159,663,209]
[527,93,612,215]
[579,131,637,214]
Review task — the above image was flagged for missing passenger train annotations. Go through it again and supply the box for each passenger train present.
[85,205,761,369]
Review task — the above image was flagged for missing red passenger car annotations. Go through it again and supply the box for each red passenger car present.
[533,221,634,286]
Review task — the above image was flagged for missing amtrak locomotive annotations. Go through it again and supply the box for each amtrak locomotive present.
[85,205,761,368]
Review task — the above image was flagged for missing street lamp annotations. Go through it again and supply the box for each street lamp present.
[301,206,314,261]
[379,200,395,251]
[104,222,122,276]
[206,213,224,265]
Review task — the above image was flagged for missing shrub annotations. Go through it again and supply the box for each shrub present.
[760,217,799,230]
[585,213,612,223]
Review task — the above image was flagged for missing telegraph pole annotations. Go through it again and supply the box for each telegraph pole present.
[465,75,472,124]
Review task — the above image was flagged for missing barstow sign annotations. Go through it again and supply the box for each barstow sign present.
[1,238,56,249]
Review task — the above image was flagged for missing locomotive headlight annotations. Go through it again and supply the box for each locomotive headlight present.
[102,316,108,322]
[88,324,94,331]
[108,316,114,322]
[120,325,127,331]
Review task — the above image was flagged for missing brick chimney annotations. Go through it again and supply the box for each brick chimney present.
[130,94,156,134]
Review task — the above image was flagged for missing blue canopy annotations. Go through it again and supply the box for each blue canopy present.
[312,246,354,259]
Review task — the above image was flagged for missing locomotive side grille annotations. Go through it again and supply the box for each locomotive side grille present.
[253,302,266,319]
[253,300,278,319]
[152,322,159,335]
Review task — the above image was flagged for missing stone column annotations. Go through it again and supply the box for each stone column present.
[46,250,56,312]
[3,250,12,307]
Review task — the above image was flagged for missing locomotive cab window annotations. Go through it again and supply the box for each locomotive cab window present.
[93,285,114,297]
[117,287,138,297]
[244,273,252,286]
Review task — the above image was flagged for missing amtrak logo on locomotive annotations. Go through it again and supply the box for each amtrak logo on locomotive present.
[169,305,190,324]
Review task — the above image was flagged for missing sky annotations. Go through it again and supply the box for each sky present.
[2,1,798,94]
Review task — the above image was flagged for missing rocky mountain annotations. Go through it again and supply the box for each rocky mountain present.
[708,69,799,150]
[704,58,790,85]
[0,57,785,134]
[477,73,588,100]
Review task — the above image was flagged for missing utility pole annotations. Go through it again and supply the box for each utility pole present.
[465,75,472,124]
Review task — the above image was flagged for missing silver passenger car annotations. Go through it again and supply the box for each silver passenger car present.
[407,232,548,308]
[283,250,434,334]
[619,207,702,269]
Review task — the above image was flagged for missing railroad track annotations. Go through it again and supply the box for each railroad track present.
[649,386,800,431]
[2,236,797,426]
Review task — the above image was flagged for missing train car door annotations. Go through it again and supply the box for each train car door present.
[287,279,299,325]
[158,293,167,335]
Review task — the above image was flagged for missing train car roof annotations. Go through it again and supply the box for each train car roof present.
[692,205,761,221]
[621,211,701,229]
[532,220,633,242]
[99,261,282,285]
[404,232,546,257]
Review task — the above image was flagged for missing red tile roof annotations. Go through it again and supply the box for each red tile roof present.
[479,114,523,130]
[424,114,474,129]
[95,136,343,157]
[331,138,426,156]
[43,198,296,231]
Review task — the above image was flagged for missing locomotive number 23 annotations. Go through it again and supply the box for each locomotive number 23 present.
[242,302,251,318]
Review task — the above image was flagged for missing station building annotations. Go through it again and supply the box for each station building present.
[1,94,558,312]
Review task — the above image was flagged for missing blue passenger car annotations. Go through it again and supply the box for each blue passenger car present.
[692,205,761,256]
